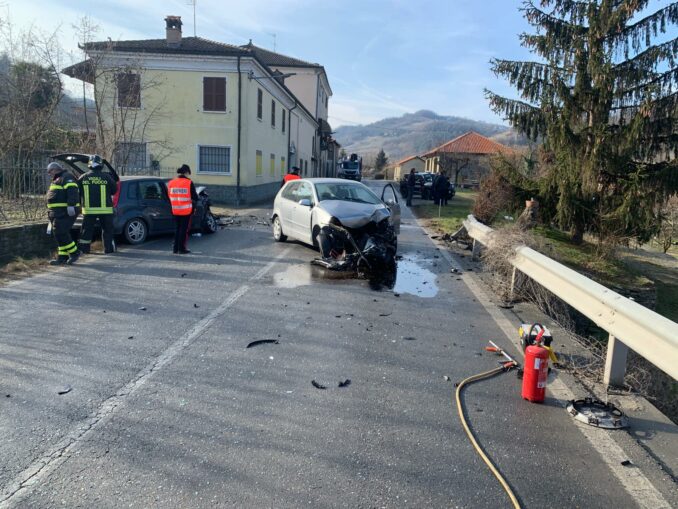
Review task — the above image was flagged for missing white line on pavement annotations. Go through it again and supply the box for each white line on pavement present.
[0,247,292,508]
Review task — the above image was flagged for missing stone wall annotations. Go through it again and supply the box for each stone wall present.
[207,181,281,205]
[0,222,54,264]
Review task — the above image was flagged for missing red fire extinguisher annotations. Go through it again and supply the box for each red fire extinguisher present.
[522,326,550,403]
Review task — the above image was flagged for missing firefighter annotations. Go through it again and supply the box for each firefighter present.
[46,162,81,265]
[77,155,119,254]
[282,166,301,186]
[167,164,198,254]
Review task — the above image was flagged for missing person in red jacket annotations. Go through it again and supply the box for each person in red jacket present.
[281,166,301,186]
[167,164,198,254]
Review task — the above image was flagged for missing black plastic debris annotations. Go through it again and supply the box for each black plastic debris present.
[138,307,147,311]
[58,385,72,395]
[311,380,327,390]
[379,313,392,317]
[338,379,351,388]
[181,273,187,278]
[194,303,200,308]
[5,394,10,398]
[128,336,134,339]
[246,339,279,348]
[403,336,417,341]
[394,293,401,297]
[621,460,632,466]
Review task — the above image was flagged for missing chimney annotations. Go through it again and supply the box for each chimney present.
[165,15,182,47]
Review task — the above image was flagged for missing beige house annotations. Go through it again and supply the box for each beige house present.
[63,16,328,204]
[422,131,515,187]
[243,43,336,177]
[393,155,425,180]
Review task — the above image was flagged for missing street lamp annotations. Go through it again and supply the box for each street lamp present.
[247,71,296,82]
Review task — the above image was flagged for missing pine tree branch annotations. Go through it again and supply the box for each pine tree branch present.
[614,66,678,104]
[609,2,678,54]
[613,37,678,91]
[522,1,588,33]
[539,0,594,25]
[485,89,547,140]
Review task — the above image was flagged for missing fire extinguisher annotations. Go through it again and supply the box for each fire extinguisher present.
[522,324,550,403]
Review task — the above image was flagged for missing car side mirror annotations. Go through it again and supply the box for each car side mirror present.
[298,198,312,207]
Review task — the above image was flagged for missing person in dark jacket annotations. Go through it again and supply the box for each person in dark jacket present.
[406,168,416,207]
[46,162,81,265]
[77,154,119,254]
[167,164,199,254]
[433,172,449,206]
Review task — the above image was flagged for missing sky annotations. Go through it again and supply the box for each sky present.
[1,0,673,128]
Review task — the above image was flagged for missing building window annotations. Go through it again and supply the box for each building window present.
[282,109,286,133]
[270,153,276,176]
[304,159,308,176]
[117,72,141,108]
[114,142,146,171]
[256,150,262,176]
[281,156,285,175]
[271,100,276,127]
[198,145,231,174]
[257,89,263,120]
[203,77,226,111]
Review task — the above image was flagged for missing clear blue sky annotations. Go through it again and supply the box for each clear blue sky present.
[4,0,674,127]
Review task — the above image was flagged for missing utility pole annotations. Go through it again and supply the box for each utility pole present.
[269,32,277,52]
[187,0,197,36]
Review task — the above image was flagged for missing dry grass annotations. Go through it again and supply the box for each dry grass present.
[0,256,49,285]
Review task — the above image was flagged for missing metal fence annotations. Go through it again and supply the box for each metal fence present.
[462,214,678,386]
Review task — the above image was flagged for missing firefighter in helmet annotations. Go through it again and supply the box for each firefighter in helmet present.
[45,162,81,265]
[77,154,119,254]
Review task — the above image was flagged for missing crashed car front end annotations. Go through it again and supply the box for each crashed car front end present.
[312,206,397,277]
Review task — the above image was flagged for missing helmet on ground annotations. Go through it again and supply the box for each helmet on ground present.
[88,154,103,170]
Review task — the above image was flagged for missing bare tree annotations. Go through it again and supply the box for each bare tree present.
[437,153,469,186]
[656,196,678,254]
[68,17,174,174]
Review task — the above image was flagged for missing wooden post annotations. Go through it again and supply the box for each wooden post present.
[603,335,629,387]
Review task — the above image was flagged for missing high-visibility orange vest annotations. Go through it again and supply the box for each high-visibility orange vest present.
[167,177,193,216]
[283,173,301,183]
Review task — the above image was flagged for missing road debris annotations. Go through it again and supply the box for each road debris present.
[338,379,351,388]
[127,336,134,340]
[194,303,200,308]
[246,339,279,348]
[181,273,187,278]
[621,460,632,466]
[443,375,451,382]
[403,336,416,341]
[138,307,147,311]
[57,385,72,395]
[379,313,392,317]
[311,380,327,390]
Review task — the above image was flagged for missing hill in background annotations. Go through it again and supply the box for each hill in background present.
[334,110,529,163]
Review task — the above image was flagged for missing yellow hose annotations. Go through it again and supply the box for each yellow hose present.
[455,365,523,509]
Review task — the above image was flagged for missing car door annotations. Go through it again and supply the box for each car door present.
[381,183,401,234]
[289,181,315,245]
[279,181,302,238]
[139,180,174,233]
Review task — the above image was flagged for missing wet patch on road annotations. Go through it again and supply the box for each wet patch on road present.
[272,252,439,298]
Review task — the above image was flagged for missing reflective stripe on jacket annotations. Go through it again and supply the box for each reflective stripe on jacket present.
[79,171,116,215]
[46,173,80,212]
[168,177,193,216]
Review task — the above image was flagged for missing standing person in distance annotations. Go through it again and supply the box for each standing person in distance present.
[406,168,416,207]
[168,164,198,254]
[78,154,119,254]
[282,166,301,186]
[45,162,81,265]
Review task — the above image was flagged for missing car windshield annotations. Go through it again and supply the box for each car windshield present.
[422,174,433,182]
[341,162,360,170]
[315,183,381,204]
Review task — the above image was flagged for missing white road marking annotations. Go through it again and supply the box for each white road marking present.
[429,228,672,509]
[0,248,291,508]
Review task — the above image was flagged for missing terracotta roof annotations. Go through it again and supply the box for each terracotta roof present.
[241,42,321,68]
[396,155,424,165]
[423,131,514,157]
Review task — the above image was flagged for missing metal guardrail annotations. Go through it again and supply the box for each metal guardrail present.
[463,214,678,386]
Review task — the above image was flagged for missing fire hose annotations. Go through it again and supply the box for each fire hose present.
[454,341,522,509]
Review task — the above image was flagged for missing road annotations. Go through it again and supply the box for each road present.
[0,182,675,508]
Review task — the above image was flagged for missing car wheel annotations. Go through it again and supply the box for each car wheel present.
[272,216,287,242]
[123,218,148,244]
[202,212,218,234]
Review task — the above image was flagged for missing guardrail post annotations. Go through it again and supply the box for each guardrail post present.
[472,239,481,261]
[603,335,629,387]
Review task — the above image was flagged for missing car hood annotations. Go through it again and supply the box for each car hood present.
[318,200,390,228]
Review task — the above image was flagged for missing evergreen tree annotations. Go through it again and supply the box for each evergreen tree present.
[486,1,678,244]
[375,148,388,171]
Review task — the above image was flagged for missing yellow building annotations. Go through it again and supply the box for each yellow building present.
[63,16,322,204]
[393,156,425,180]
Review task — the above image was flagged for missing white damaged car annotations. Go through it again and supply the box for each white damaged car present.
[271,178,401,269]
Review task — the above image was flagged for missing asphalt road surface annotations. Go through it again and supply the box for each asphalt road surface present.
[0,183,675,508]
